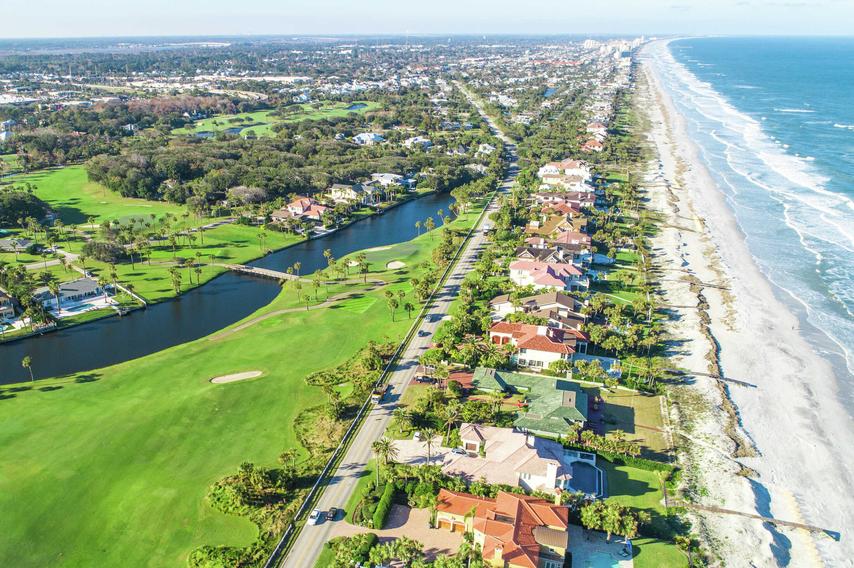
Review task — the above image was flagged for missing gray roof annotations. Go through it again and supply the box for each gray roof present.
[33,277,102,301]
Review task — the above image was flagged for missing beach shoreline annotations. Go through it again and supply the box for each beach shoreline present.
[640,40,854,566]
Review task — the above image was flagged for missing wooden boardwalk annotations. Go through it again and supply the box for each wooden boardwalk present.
[221,264,299,281]
[671,500,840,541]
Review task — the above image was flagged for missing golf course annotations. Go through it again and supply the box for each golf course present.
[0,197,485,567]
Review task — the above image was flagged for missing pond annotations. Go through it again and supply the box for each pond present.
[0,192,455,383]
[346,103,368,111]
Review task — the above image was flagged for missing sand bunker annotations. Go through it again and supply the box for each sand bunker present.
[386,261,406,269]
[347,260,360,267]
[365,245,392,252]
[210,371,263,384]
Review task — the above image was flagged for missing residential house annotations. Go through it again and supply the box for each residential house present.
[489,321,588,369]
[477,143,497,155]
[404,135,432,149]
[0,291,15,320]
[448,424,574,493]
[327,183,367,205]
[509,260,588,292]
[272,196,329,222]
[33,277,107,311]
[489,292,584,329]
[514,246,568,264]
[525,213,587,237]
[435,489,570,568]
[537,159,590,180]
[370,172,413,188]
[471,368,589,437]
[586,122,608,139]
[353,132,384,145]
[538,174,588,192]
[582,139,604,153]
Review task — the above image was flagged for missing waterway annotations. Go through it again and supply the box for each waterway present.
[0,192,454,383]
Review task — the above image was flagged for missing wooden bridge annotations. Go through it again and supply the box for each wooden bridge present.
[221,264,300,281]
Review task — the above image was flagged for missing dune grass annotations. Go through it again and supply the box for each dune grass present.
[0,202,482,567]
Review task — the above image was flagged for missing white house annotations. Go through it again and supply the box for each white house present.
[537,159,590,180]
[327,183,367,204]
[33,277,108,312]
[404,136,432,149]
[353,132,384,145]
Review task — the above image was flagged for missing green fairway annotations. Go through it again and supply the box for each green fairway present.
[171,101,380,137]
[13,166,186,226]
[0,200,484,567]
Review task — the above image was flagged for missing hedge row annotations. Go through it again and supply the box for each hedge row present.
[372,482,395,529]
[563,441,676,474]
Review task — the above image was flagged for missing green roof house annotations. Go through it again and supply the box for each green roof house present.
[471,367,588,438]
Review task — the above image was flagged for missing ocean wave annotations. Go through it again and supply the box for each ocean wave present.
[650,41,854,377]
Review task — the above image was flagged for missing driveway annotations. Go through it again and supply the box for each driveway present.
[329,505,462,559]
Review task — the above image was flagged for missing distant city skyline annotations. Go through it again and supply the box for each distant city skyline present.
[5,0,854,39]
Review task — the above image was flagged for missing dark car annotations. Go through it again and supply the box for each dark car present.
[327,507,340,521]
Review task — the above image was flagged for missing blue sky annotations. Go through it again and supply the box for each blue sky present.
[5,0,854,38]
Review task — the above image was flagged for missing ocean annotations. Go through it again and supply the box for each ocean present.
[657,37,854,408]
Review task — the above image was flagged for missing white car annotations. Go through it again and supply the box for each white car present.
[307,509,325,525]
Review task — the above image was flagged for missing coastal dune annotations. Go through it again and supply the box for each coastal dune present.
[641,41,854,567]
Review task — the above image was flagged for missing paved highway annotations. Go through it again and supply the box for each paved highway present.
[280,84,516,568]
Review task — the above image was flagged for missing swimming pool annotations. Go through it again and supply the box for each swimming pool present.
[582,551,621,568]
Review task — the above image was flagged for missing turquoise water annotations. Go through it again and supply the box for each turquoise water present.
[658,38,854,404]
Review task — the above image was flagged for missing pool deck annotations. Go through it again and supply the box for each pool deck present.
[570,525,634,568]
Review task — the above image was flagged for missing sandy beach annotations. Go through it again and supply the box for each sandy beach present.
[640,41,854,567]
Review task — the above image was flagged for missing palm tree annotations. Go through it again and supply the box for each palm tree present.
[414,220,421,235]
[371,437,398,485]
[423,427,439,464]
[48,281,61,314]
[441,401,461,445]
[22,355,33,382]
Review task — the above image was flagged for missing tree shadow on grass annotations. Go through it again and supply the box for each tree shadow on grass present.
[75,372,101,383]
[38,385,63,392]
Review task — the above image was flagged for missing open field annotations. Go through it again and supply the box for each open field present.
[582,384,670,459]
[171,101,381,137]
[0,202,483,567]
[10,166,186,225]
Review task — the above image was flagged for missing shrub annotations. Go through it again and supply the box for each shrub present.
[372,481,395,529]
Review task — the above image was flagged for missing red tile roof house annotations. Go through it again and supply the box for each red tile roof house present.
[271,196,329,222]
[582,139,604,153]
[509,260,588,292]
[489,321,588,370]
[435,489,570,568]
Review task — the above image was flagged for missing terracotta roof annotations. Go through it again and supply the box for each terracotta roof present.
[489,322,576,355]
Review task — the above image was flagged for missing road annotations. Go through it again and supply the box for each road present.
[279,84,517,568]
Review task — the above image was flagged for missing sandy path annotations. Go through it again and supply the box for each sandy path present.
[641,41,854,567]
[210,371,262,384]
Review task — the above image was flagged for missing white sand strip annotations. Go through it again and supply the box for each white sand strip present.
[210,371,263,384]
[641,40,854,566]
[386,261,406,269]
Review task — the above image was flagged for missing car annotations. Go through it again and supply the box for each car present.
[307,509,325,525]
[413,431,423,441]
[417,329,431,337]
[451,448,467,455]
[415,376,435,384]
[327,507,340,521]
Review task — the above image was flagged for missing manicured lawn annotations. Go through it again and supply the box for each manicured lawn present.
[602,459,664,512]
[13,166,186,225]
[171,101,381,137]
[0,198,482,567]
[633,537,687,568]
[585,385,670,459]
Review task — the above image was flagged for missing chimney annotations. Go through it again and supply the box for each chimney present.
[554,487,563,506]
[494,545,503,562]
